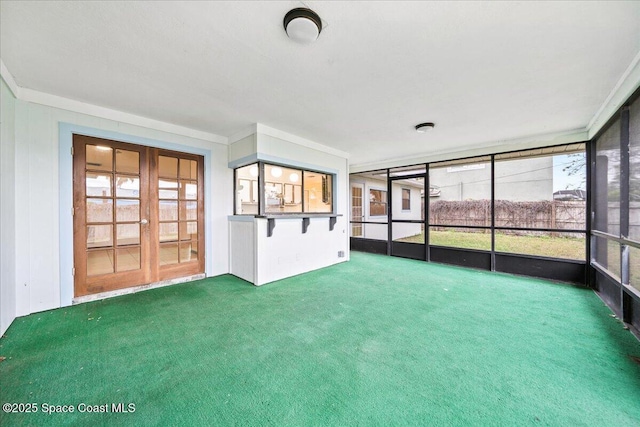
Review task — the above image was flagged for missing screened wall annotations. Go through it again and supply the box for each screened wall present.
[591,89,640,334]
[348,87,640,336]
[349,170,389,254]
[350,143,588,283]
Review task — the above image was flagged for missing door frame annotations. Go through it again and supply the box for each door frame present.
[59,123,213,306]
[389,173,427,260]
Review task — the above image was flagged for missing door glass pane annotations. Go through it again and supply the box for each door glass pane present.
[181,181,197,200]
[159,156,178,178]
[159,222,178,242]
[160,201,178,221]
[159,179,178,199]
[180,159,197,180]
[86,173,112,197]
[159,243,179,265]
[351,186,363,237]
[116,247,140,272]
[180,242,197,262]
[117,224,140,246]
[86,199,113,223]
[116,199,140,222]
[179,201,197,221]
[180,221,198,241]
[87,250,114,275]
[116,149,139,174]
[86,145,113,171]
[87,225,113,248]
[391,177,424,220]
[116,175,140,197]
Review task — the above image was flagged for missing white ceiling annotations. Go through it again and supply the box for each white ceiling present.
[1,1,640,167]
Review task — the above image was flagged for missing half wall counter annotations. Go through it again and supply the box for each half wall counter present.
[228,214,346,286]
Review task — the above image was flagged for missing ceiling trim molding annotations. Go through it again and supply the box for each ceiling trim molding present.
[0,58,20,98]
[19,88,228,144]
[256,124,350,159]
[0,58,227,145]
[587,49,640,139]
[349,127,588,173]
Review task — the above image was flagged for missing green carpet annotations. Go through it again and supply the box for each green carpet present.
[1,252,639,426]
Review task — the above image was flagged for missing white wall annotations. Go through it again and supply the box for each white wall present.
[228,133,257,165]
[1,77,17,335]
[10,99,230,319]
[228,217,255,283]
[255,216,346,285]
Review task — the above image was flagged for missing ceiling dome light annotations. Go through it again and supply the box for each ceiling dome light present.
[249,166,259,177]
[283,8,322,44]
[289,173,299,183]
[415,123,435,133]
[271,167,283,178]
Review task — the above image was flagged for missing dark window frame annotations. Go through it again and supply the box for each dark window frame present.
[234,161,336,216]
[350,142,589,264]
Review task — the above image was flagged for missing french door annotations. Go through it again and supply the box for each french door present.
[73,135,205,297]
[351,184,363,237]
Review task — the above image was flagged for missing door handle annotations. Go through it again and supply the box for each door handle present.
[140,219,149,225]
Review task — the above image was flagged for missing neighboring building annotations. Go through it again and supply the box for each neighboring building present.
[429,157,554,202]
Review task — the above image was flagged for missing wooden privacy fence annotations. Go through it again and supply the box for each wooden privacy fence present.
[430,200,586,236]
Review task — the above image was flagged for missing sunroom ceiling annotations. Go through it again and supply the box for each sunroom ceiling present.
[1,1,639,167]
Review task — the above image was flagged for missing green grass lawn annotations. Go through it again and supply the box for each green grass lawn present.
[397,230,586,260]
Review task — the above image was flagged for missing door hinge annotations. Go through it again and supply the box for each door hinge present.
[71,207,75,216]
[72,267,76,276]
[71,146,74,156]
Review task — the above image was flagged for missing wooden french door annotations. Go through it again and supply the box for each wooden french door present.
[73,135,205,297]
